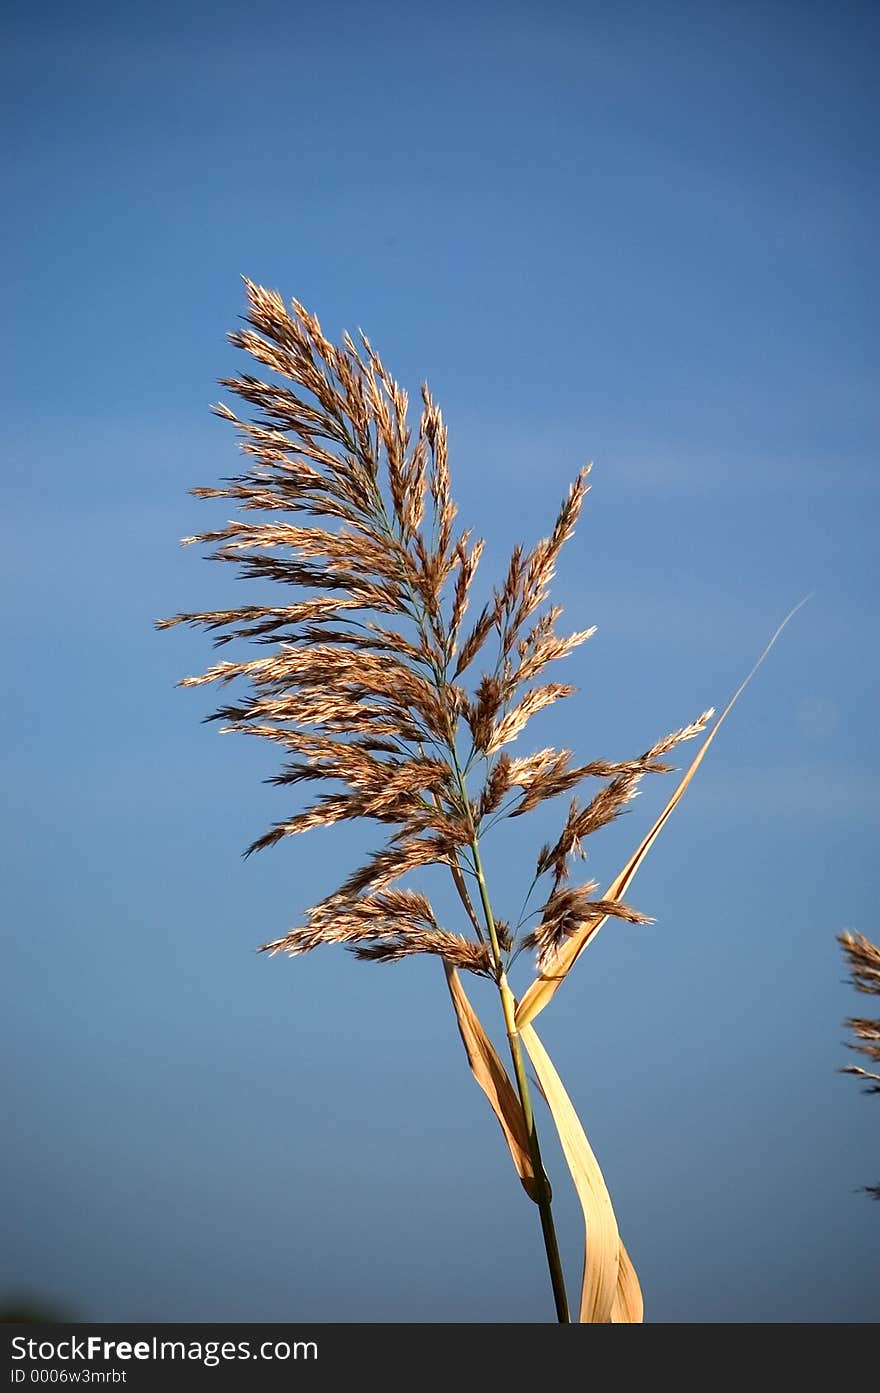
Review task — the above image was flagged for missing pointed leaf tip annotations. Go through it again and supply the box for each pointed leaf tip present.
[515,596,811,1028]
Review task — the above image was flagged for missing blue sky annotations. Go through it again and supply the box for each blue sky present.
[2,0,877,1322]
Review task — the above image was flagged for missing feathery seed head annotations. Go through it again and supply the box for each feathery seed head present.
[159,281,708,980]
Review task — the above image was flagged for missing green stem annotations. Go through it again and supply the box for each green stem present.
[370,485,570,1321]
[434,655,569,1321]
[468,834,571,1325]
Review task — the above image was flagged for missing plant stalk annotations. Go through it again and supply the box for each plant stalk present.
[469,833,571,1324]
[377,496,570,1321]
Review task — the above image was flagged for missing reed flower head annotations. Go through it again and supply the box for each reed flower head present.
[158,279,709,980]
[158,280,800,1322]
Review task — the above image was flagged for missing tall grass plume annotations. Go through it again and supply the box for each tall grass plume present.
[158,280,804,1320]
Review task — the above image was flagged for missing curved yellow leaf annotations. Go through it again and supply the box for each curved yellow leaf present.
[520,1022,622,1322]
[515,597,810,1029]
[611,1240,644,1323]
[444,964,540,1202]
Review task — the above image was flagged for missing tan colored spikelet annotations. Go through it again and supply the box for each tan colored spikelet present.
[260,888,451,960]
[512,626,597,687]
[536,773,645,885]
[448,533,485,658]
[838,932,880,1085]
[485,683,575,754]
[839,930,880,996]
[453,602,497,678]
[510,751,675,819]
[477,755,514,819]
[522,881,600,951]
[154,597,363,646]
[329,836,459,900]
[838,930,880,1194]
[463,676,504,752]
[523,884,652,968]
[507,747,568,786]
[421,384,455,559]
[494,919,514,952]
[496,468,591,652]
[354,932,493,974]
[532,707,716,867]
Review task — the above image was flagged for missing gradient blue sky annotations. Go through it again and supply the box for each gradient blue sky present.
[2,0,877,1322]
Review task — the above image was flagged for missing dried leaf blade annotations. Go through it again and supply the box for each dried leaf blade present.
[520,1022,622,1322]
[444,966,541,1202]
[515,597,810,1028]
